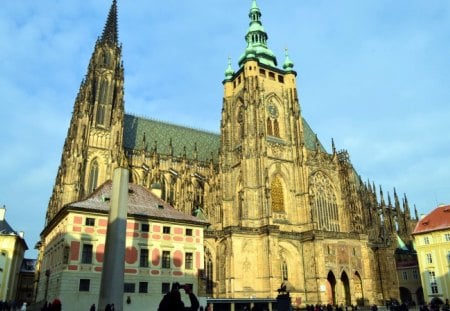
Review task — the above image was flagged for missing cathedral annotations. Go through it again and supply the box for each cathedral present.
[37,0,418,309]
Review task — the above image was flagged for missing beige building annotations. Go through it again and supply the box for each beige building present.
[0,207,28,303]
[413,204,450,305]
[35,181,207,309]
[37,0,420,309]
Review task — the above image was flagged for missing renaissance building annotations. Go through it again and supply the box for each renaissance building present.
[36,0,419,309]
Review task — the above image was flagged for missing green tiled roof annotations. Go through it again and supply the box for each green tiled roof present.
[123,114,327,164]
[124,114,220,163]
[302,118,327,152]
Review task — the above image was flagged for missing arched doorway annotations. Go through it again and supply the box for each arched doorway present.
[341,271,351,306]
[353,272,364,306]
[327,271,337,305]
[399,287,412,305]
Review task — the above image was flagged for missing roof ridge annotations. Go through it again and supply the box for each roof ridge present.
[125,112,220,136]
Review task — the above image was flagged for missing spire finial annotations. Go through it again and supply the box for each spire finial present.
[224,57,235,80]
[283,48,295,71]
[101,0,119,45]
[238,0,277,68]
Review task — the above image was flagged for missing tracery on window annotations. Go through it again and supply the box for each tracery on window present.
[266,118,281,138]
[271,176,285,213]
[310,171,340,231]
[96,80,109,126]
[267,117,273,136]
[273,119,280,137]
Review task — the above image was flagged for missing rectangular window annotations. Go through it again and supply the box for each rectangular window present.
[402,271,408,280]
[85,218,95,226]
[163,226,170,234]
[428,271,439,294]
[186,228,193,236]
[162,251,171,269]
[424,236,430,245]
[426,253,433,264]
[139,282,148,293]
[141,223,149,232]
[445,233,450,242]
[124,283,135,293]
[185,252,193,270]
[140,249,149,268]
[161,282,170,294]
[79,279,90,292]
[447,251,450,263]
[81,244,93,264]
[412,269,418,280]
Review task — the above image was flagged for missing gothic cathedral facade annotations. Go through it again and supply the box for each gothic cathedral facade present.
[39,0,417,307]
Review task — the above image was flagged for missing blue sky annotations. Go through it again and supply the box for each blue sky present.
[1,1,449,258]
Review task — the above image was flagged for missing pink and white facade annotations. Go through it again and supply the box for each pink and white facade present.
[35,181,207,310]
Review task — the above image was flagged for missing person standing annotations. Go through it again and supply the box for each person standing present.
[158,282,199,311]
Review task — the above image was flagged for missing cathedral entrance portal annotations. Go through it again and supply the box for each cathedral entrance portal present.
[340,271,351,306]
[326,271,337,305]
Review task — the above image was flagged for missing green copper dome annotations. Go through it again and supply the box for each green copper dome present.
[224,57,235,80]
[238,0,277,68]
[283,48,295,71]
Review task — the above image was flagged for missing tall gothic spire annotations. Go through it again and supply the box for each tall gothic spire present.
[101,0,119,45]
[238,0,277,67]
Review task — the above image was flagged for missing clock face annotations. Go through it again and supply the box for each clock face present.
[267,102,278,118]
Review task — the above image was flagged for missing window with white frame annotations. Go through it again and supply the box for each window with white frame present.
[79,279,90,292]
[81,244,93,264]
[185,252,193,270]
[162,251,171,269]
[140,249,149,267]
[424,236,430,245]
[426,253,433,264]
[445,233,450,242]
[428,271,439,294]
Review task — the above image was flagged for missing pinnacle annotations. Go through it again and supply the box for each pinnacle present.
[101,0,118,45]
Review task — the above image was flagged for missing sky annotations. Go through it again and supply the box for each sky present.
[0,1,449,258]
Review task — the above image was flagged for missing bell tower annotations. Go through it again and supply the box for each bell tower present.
[46,0,125,223]
[219,0,309,230]
[214,0,313,298]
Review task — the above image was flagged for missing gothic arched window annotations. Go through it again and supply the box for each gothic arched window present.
[281,260,288,281]
[204,248,214,295]
[87,160,99,194]
[273,119,280,137]
[310,172,340,231]
[267,117,273,136]
[271,176,285,213]
[96,80,109,126]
